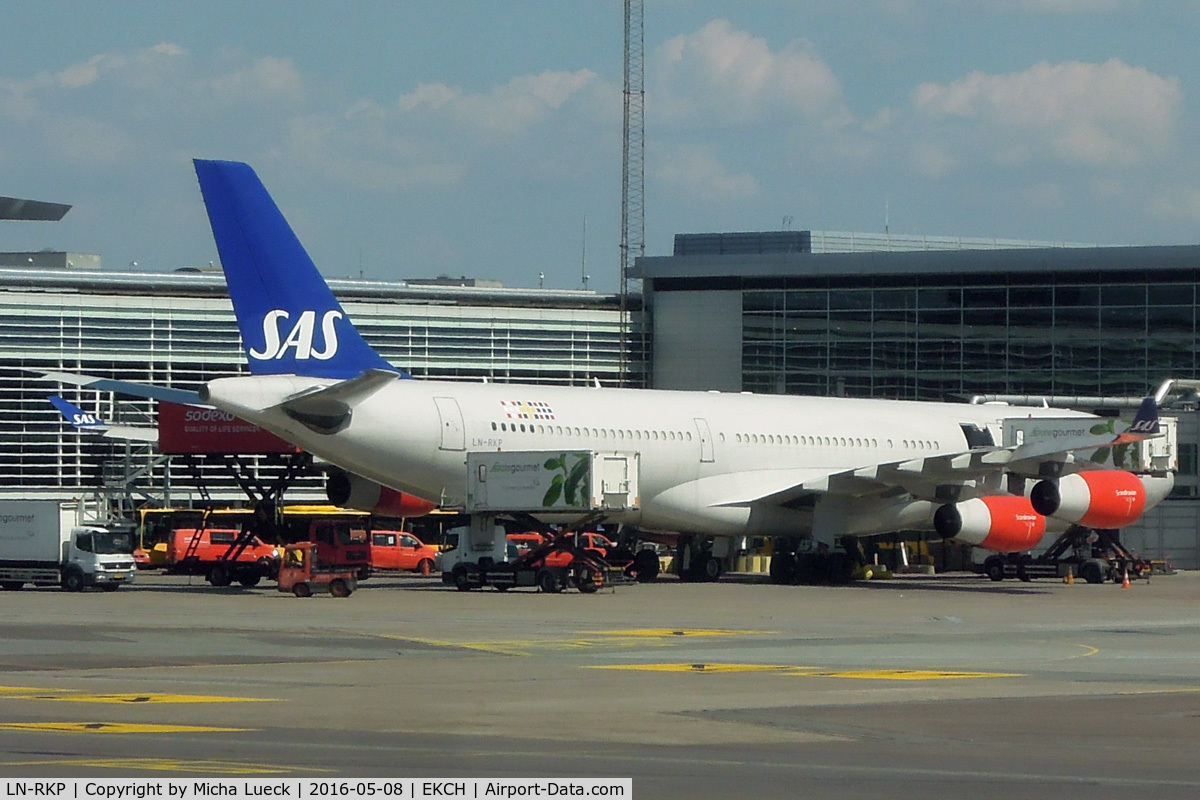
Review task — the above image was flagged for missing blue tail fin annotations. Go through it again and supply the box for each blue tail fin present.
[193,159,402,380]
[49,395,106,430]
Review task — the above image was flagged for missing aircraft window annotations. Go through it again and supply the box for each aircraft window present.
[854,438,861,447]
[491,422,497,431]
[887,439,893,448]
[537,425,543,434]
[871,438,877,447]
[685,432,692,441]
[617,430,625,440]
[719,433,725,442]
[520,424,526,433]
[669,431,676,441]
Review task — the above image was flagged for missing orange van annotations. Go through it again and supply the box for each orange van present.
[368,531,440,575]
[166,528,280,586]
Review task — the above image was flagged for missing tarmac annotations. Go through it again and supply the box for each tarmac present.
[1,569,1199,798]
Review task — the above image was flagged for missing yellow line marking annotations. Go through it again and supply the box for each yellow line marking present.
[584,628,775,638]
[588,663,802,674]
[1058,644,1100,660]
[1,757,319,774]
[0,722,255,734]
[589,664,1022,679]
[14,693,278,704]
[0,688,278,704]
[801,669,1022,680]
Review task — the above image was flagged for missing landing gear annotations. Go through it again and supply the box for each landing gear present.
[768,539,856,586]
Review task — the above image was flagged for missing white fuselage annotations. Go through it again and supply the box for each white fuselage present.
[203,376,1093,540]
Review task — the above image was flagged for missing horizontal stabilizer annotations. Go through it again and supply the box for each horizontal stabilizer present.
[37,371,204,406]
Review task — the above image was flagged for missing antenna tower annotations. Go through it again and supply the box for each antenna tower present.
[620,0,645,387]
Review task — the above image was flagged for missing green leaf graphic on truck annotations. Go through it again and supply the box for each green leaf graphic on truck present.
[1087,418,1133,469]
[542,453,590,507]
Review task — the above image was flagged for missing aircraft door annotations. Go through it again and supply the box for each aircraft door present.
[694,417,715,463]
[433,397,466,451]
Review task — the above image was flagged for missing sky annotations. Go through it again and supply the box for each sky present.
[1,1,1198,293]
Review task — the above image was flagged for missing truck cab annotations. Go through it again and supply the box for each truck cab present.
[59,526,137,592]
[309,519,371,578]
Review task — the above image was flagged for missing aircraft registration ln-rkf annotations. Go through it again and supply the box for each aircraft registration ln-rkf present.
[48,160,1177,585]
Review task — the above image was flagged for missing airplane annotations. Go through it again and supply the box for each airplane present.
[49,395,158,442]
[43,159,1176,584]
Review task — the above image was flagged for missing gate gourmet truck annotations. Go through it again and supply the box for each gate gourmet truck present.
[442,451,641,592]
[0,500,137,591]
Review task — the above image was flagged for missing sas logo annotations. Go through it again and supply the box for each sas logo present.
[71,412,101,426]
[1128,418,1158,434]
[249,309,342,361]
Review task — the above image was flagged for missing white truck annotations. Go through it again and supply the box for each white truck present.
[0,500,137,591]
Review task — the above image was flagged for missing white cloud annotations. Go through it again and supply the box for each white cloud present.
[655,145,759,203]
[913,58,1179,168]
[1151,186,1200,224]
[653,19,848,127]
[397,69,599,136]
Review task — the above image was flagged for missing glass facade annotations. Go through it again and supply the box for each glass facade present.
[741,270,1198,401]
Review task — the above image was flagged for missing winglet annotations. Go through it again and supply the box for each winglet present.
[193,159,404,380]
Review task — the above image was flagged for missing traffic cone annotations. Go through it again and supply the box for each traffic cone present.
[1064,569,1074,585]
[1121,569,1130,589]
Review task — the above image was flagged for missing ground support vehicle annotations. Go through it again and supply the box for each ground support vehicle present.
[445,450,642,593]
[369,530,439,575]
[277,542,357,597]
[165,527,280,587]
[0,500,136,592]
[981,526,1154,583]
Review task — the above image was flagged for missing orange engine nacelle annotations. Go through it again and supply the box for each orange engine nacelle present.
[1030,471,1146,529]
[933,495,1047,553]
[326,470,437,517]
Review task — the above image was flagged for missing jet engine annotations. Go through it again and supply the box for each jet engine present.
[933,495,1046,552]
[1029,470,1147,529]
[326,470,437,517]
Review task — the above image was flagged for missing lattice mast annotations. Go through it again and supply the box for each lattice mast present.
[620,0,645,387]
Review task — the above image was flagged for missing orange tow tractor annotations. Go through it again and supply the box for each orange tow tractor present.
[277,542,357,598]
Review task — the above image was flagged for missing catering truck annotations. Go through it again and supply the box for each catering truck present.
[0,500,136,591]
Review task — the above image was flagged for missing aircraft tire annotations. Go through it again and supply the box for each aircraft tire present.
[769,552,796,585]
[984,557,1006,582]
[632,549,660,583]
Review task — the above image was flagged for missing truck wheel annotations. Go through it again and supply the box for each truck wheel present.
[61,570,86,592]
[329,579,352,598]
[208,565,232,587]
[292,583,312,598]
[538,570,561,594]
[100,584,120,592]
[632,550,660,583]
[238,573,262,588]
[452,565,473,592]
[574,564,599,593]
[0,581,23,591]
[984,557,1005,582]
[417,559,433,577]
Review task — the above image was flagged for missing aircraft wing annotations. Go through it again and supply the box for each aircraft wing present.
[712,397,1163,508]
